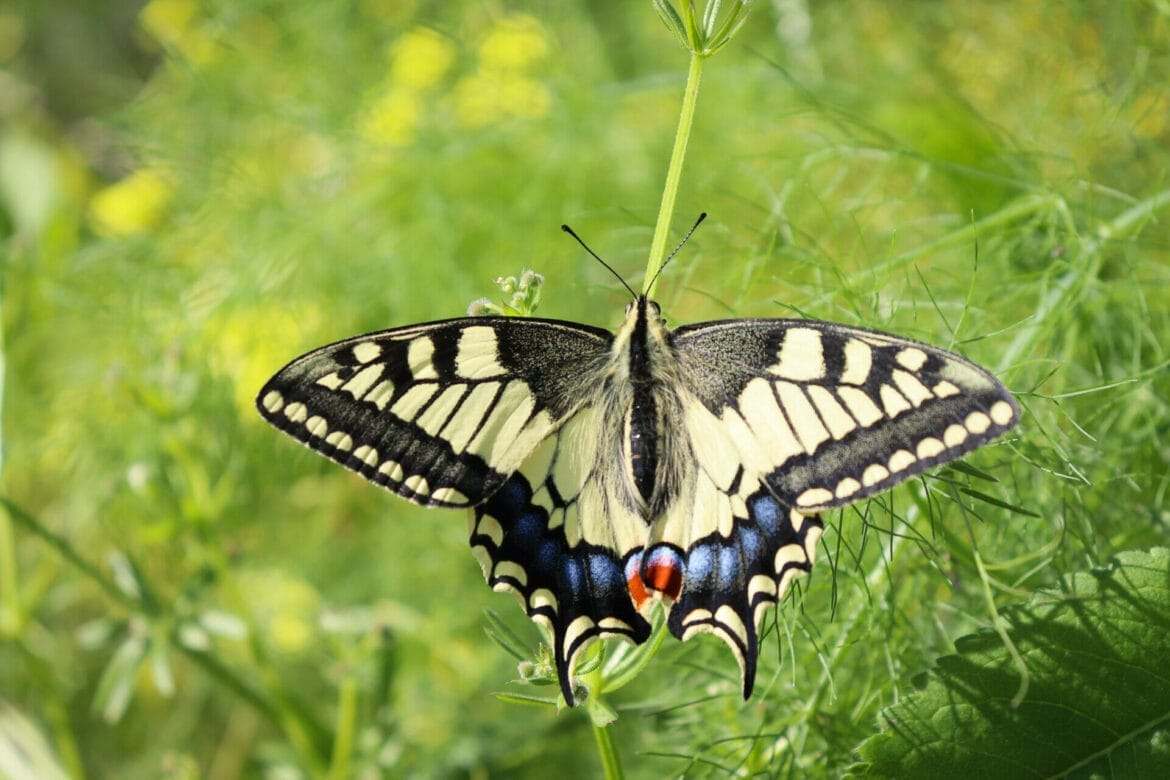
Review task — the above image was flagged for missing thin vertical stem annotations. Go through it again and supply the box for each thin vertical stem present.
[644,51,704,298]
[593,718,624,780]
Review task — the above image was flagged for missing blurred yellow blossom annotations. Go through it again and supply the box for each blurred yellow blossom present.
[357,88,423,147]
[89,168,173,237]
[237,569,320,656]
[390,27,456,92]
[357,14,552,141]
[452,71,550,128]
[450,15,552,128]
[478,15,549,73]
[208,303,323,418]
[139,0,220,66]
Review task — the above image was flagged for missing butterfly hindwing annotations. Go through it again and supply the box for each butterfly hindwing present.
[471,397,673,703]
[658,484,823,698]
[256,317,612,507]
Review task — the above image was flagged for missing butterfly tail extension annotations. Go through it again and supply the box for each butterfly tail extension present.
[470,472,652,705]
[666,494,823,699]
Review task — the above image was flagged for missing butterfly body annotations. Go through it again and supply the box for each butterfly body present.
[258,290,1017,704]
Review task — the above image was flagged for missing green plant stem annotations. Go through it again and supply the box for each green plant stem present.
[328,675,359,780]
[0,503,18,637]
[1,497,137,611]
[644,51,704,298]
[593,719,624,780]
[972,547,1029,707]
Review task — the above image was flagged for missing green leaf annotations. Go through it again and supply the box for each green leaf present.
[651,0,687,46]
[852,548,1170,778]
[92,630,148,723]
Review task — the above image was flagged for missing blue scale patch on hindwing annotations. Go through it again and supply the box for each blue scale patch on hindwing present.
[668,489,822,698]
[471,473,652,704]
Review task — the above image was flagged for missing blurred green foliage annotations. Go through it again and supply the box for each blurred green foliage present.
[1,0,1168,777]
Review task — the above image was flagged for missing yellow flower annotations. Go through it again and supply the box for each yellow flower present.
[209,303,323,419]
[89,168,173,237]
[451,72,501,128]
[478,15,549,73]
[390,27,456,92]
[497,74,550,120]
[139,0,219,66]
[236,570,320,656]
[357,87,422,147]
[452,71,550,128]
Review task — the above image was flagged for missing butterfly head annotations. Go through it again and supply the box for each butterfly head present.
[624,296,663,321]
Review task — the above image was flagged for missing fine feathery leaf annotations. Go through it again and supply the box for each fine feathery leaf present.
[851,547,1170,779]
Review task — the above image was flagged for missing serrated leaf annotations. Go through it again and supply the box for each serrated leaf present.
[852,548,1170,779]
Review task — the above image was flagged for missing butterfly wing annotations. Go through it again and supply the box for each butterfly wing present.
[256,316,612,505]
[656,318,1018,695]
[471,402,653,704]
[257,315,652,704]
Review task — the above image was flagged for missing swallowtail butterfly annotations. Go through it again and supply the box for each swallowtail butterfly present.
[256,229,1018,705]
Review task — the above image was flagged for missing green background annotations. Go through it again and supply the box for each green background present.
[2,1,1168,777]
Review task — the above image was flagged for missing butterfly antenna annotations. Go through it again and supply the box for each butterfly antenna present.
[561,223,639,300]
[646,212,707,293]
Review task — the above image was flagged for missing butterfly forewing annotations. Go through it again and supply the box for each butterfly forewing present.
[672,318,1018,512]
[256,317,612,507]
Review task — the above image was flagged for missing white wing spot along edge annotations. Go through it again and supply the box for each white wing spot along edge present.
[305,415,328,438]
[966,411,992,435]
[933,380,961,398]
[283,402,308,423]
[888,449,916,473]
[353,445,379,467]
[796,487,834,508]
[772,327,826,381]
[895,347,928,371]
[378,459,405,482]
[915,437,945,460]
[943,424,968,448]
[834,477,861,499]
[352,341,382,364]
[861,463,889,487]
[455,326,505,379]
[262,390,284,413]
[407,337,439,380]
[325,431,353,451]
[990,400,1015,426]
